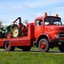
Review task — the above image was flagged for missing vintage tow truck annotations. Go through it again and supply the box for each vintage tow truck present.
[0,13,64,52]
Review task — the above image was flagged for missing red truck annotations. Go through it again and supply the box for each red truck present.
[0,13,64,52]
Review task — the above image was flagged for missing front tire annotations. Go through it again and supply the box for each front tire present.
[58,43,64,52]
[4,41,15,51]
[38,39,49,52]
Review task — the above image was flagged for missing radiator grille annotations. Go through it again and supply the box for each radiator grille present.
[59,32,64,37]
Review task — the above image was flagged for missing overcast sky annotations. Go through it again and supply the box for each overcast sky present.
[0,0,64,25]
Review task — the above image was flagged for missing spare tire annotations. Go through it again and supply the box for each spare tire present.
[12,27,21,37]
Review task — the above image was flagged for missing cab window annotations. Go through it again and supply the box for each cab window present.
[35,20,43,26]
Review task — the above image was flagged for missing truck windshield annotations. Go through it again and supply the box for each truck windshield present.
[44,17,62,25]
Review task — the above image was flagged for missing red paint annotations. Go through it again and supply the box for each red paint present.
[40,42,46,49]
[0,13,64,50]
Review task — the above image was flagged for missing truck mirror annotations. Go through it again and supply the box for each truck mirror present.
[23,20,29,25]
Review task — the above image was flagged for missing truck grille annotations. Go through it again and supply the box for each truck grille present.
[59,32,64,37]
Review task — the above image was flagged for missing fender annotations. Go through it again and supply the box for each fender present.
[37,33,52,43]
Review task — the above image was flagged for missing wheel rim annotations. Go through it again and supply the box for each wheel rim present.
[13,28,18,37]
[40,42,46,49]
[6,43,10,49]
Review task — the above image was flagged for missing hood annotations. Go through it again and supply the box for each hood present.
[45,25,64,31]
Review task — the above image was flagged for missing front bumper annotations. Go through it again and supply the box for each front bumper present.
[50,37,64,43]
[59,37,64,42]
[50,38,59,43]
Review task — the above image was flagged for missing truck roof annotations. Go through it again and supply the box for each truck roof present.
[35,16,61,21]
[35,16,44,21]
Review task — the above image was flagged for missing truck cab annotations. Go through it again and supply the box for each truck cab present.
[34,13,64,52]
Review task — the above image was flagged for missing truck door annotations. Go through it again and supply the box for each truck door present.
[34,19,44,38]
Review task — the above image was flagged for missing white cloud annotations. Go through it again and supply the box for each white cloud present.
[0,0,63,13]
[31,12,42,17]
[0,0,64,25]
[22,0,63,9]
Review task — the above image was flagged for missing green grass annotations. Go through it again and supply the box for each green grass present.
[0,51,64,64]
[0,47,64,64]
[31,46,59,51]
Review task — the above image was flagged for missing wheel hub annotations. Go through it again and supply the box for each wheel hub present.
[40,42,46,49]
[13,29,18,37]
[6,43,10,48]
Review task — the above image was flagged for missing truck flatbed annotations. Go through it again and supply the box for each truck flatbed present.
[0,24,34,51]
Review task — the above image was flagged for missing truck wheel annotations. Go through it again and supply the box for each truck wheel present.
[12,27,21,38]
[22,46,31,51]
[4,41,15,51]
[38,39,49,52]
[58,43,64,52]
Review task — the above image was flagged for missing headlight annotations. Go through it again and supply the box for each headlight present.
[55,35,59,38]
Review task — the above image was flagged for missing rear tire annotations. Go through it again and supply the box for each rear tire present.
[4,41,15,51]
[22,46,31,51]
[12,27,21,38]
[38,39,49,52]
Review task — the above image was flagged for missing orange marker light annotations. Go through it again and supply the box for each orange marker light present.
[45,12,47,17]
[56,14,58,17]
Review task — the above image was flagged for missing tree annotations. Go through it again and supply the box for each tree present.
[0,20,3,28]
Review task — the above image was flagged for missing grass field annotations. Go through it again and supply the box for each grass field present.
[0,47,64,64]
